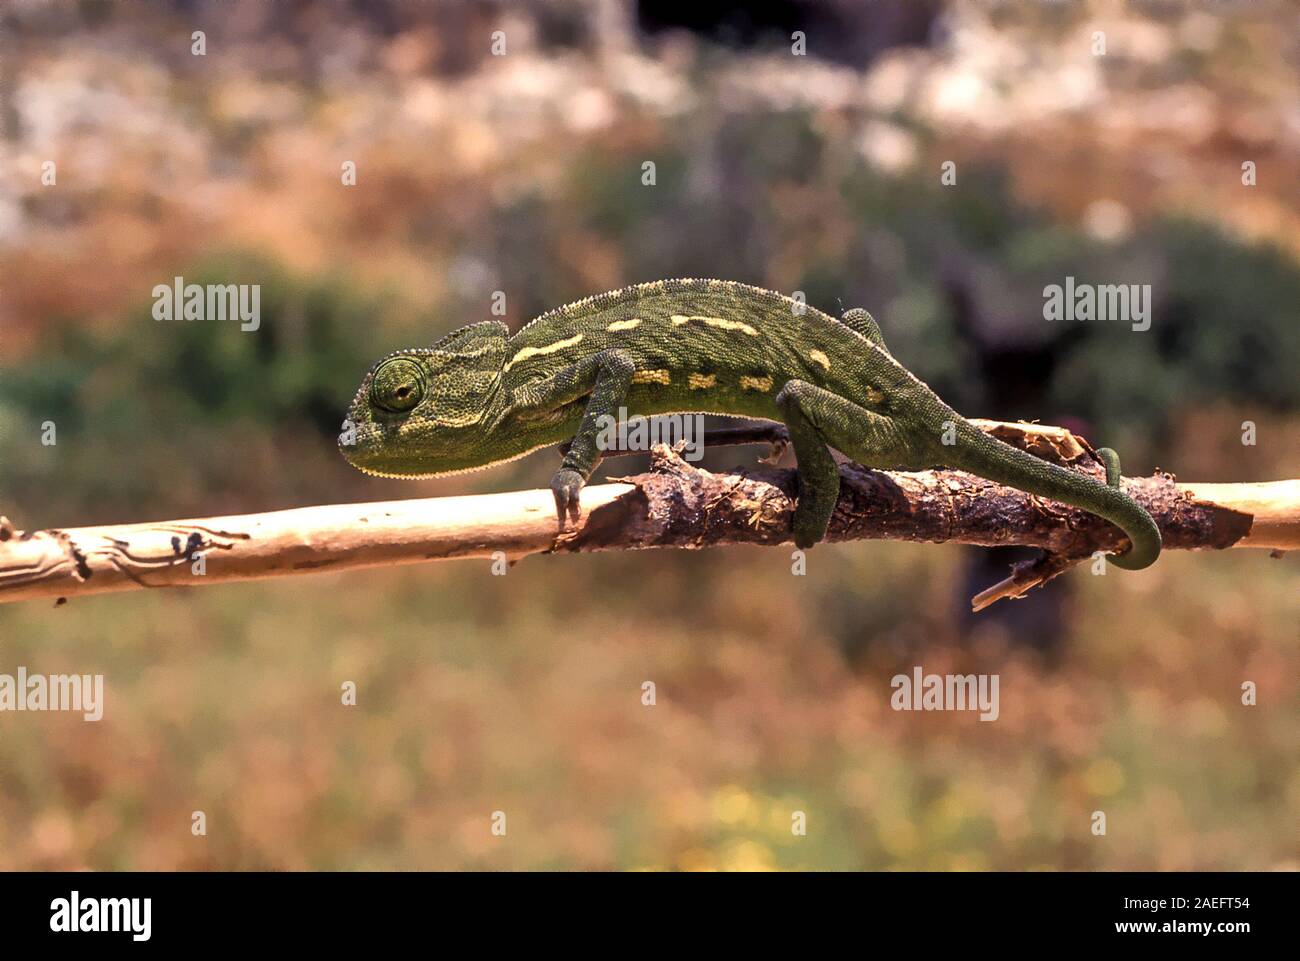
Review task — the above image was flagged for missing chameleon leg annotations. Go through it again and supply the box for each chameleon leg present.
[541,349,636,525]
[775,380,841,549]
[776,379,920,548]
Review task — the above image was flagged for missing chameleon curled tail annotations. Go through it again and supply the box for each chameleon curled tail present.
[947,418,1162,570]
[1093,446,1161,569]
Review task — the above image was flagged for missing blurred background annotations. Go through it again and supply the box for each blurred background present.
[0,0,1297,870]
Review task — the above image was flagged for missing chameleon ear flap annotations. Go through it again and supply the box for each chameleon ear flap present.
[841,308,887,350]
[429,321,510,365]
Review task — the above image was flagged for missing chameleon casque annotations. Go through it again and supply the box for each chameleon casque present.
[341,279,1161,569]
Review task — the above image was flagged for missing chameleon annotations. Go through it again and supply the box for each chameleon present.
[340,279,1161,569]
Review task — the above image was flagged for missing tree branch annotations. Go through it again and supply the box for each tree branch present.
[0,420,1293,609]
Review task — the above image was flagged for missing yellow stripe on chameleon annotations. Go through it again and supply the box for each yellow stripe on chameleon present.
[632,369,671,385]
[670,315,759,336]
[606,318,642,332]
[688,373,716,390]
[809,349,831,371]
[739,375,774,392]
[503,333,584,371]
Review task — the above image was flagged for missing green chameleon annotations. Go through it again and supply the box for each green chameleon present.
[340,279,1160,569]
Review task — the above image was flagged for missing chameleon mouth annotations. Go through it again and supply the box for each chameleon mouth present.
[338,435,436,479]
[343,444,558,480]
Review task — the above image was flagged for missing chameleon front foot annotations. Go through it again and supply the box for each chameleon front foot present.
[550,468,585,527]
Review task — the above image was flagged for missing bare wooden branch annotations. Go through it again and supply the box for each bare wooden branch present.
[0,420,1293,608]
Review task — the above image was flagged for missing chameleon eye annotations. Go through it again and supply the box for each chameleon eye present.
[371,358,426,413]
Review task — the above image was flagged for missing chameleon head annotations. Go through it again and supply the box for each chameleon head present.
[340,321,510,478]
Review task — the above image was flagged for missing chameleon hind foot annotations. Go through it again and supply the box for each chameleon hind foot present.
[550,468,584,526]
[775,380,842,550]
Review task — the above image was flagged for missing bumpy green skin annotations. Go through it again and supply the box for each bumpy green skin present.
[341,279,1160,569]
